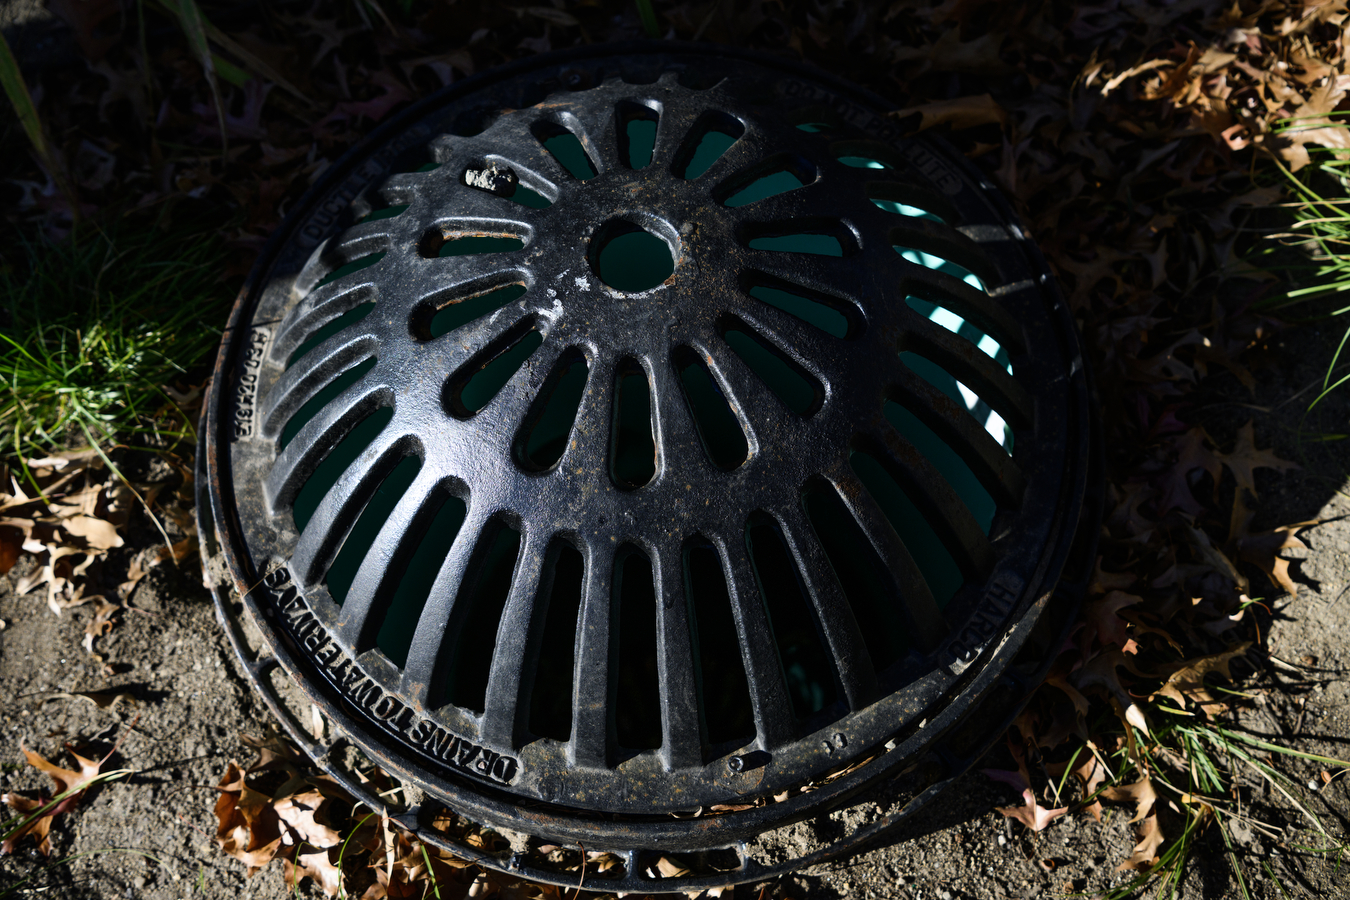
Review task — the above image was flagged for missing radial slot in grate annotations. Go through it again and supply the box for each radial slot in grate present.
[204,44,1098,890]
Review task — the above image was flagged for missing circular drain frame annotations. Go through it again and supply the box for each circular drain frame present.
[200,42,1101,891]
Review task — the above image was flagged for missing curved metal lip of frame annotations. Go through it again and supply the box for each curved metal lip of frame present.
[200,40,1102,884]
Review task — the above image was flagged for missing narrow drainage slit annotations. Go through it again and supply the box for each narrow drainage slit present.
[684,539,754,747]
[291,405,394,533]
[615,544,662,751]
[674,111,744,180]
[720,154,816,208]
[849,449,963,610]
[358,204,409,223]
[287,302,376,369]
[420,232,526,259]
[746,283,852,339]
[872,196,944,222]
[508,186,552,208]
[325,455,422,606]
[413,284,528,342]
[280,357,378,451]
[444,321,543,419]
[445,521,522,714]
[515,350,589,471]
[618,101,659,169]
[376,488,467,667]
[528,540,584,741]
[906,296,1013,373]
[672,347,748,472]
[532,122,597,180]
[591,220,674,292]
[315,251,387,289]
[719,320,822,417]
[745,222,847,256]
[801,483,909,672]
[899,351,1013,453]
[610,360,657,489]
[894,245,986,290]
[884,400,997,534]
[744,512,836,723]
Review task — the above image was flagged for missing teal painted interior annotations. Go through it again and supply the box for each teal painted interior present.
[801,485,910,670]
[745,512,836,720]
[849,449,963,608]
[676,353,747,471]
[458,329,543,415]
[747,234,842,255]
[325,455,422,605]
[596,229,673,292]
[291,405,393,533]
[315,251,386,289]
[721,329,817,415]
[508,186,552,208]
[527,543,584,739]
[445,524,522,712]
[429,284,527,340]
[280,357,378,450]
[438,235,525,257]
[615,547,662,749]
[724,169,806,207]
[543,132,597,180]
[625,118,657,169]
[884,400,996,532]
[287,302,375,369]
[611,367,656,488]
[685,541,754,744]
[682,129,737,179]
[748,285,849,338]
[520,355,589,470]
[376,492,467,667]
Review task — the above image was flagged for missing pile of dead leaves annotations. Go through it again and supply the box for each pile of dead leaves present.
[214,730,579,899]
[0,448,201,669]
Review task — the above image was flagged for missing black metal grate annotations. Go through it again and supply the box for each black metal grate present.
[200,43,1100,891]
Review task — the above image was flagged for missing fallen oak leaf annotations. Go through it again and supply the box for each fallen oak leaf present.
[891,94,1008,132]
[1149,641,1252,714]
[1,732,135,855]
[1215,421,1298,498]
[1119,811,1165,871]
[996,788,1069,832]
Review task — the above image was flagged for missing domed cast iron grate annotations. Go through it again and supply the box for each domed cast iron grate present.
[200,43,1101,891]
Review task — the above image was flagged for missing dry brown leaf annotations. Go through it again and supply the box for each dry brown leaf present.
[2,744,106,855]
[996,788,1069,832]
[1150,641,1252,714]
[1102,775,1158,824]
[891,94,1008,132]
[1119,812,1165,870]
[1216,421,1299,497]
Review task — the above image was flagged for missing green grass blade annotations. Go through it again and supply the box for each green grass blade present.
[0,32,78,217]
[165,0,227,149]
[0,33,49,163]
[636,0,660,37]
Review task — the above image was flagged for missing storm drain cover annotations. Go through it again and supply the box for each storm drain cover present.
[200,43,1100,890]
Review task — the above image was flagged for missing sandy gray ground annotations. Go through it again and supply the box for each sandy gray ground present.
[0,325,1348,900]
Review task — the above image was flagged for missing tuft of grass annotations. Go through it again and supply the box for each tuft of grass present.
[0,221,231,462]
[1087,712,1349,900]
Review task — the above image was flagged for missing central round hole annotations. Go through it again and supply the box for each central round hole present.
[592,220,675,292]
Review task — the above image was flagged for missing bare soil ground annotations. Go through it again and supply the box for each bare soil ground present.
[0,320,1347,900]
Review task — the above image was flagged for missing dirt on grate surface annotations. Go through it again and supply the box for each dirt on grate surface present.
[0,322,1346,900]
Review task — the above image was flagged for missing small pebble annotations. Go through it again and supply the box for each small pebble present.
[1301,654,1317,666]
[998,834,1007,846]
